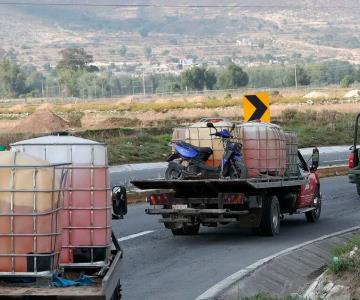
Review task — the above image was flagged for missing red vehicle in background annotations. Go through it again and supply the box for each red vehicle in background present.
[349,113,360,196]
[133,123,321,236]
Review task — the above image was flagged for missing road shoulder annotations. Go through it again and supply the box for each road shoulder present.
[196,226,360,300]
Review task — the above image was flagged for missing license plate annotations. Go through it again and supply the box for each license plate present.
[172,204,188,209]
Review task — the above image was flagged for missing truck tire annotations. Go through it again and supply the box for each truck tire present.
[171,227,185,235]
[171,223,200,236]
[305,187,321,223]
[165,162,184,180]
[111,279,122,300]
[183,223,200,235]
[259,196,280,236]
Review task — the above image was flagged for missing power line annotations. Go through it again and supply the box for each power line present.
[0,2,358,9]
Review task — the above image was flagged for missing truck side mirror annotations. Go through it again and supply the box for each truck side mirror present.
[112,185,127,219]
[206,122,215,128]
[311,147,320,171]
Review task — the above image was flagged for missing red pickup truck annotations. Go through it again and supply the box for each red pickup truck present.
[133,147,321,237]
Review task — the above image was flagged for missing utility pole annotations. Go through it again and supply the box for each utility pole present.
[294,64,298,89]
[142,72,146,96]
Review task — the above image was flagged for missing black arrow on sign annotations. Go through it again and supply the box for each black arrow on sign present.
[245,95,268,121]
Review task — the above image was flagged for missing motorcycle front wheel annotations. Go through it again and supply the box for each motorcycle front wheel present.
[165,162,184,180]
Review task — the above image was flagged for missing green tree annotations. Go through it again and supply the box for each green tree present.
[77,71,98,98]
[181,67,206,91]
[144,47,152,60]
[204,69,217,90]
[139,28,149,37]
[286,66,310,86]
[119,45,128,57]
[0,59,26,97]
[25,71,44,95]
[57,69,85,97]
[218,64,248,89]
[340,75,354,88]
[57,48,96,71]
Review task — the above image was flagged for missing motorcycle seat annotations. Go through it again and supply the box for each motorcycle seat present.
[178,141,213,155]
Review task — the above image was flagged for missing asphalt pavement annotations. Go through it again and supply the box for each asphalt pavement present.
[112,176,360,300]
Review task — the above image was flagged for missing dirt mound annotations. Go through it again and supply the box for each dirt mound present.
[303,91,330,99]
[97,117,141,129]
[154,98,184,104]
[37,102,55,111]
[12,109,69,133]
[117,96,138,105]
[344,89,360,98]
[186,96,206,103]
[9,104,27,113]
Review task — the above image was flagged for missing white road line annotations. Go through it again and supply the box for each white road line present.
[117,230,155,242]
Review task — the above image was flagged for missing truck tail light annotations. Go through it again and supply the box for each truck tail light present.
[223,193,244,204]
[349,152,355,169]
[149,194,171,205]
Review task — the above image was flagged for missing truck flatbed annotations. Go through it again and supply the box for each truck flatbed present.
[132,176,306,193]
[0,234,123,300]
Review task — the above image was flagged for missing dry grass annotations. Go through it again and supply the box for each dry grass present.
[0,91,359,133]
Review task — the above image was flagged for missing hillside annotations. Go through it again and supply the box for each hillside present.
[1,0,360,72]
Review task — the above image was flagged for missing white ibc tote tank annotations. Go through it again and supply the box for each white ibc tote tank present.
[184,120,233,167]
[11,135,111,268]
[11,135,107,165]
[235,122,287,177]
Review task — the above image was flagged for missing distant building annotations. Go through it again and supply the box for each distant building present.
[179,58,195,69]
[236,38,259,48]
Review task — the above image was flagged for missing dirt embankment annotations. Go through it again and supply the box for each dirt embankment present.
[11,109,69,134]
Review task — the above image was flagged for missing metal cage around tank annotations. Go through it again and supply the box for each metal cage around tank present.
[171,125,238,168]
[10,136,112,269]
[171,124,300,179]
[0,151,68,278]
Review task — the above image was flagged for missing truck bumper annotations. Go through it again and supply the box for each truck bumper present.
[145,207,261,228]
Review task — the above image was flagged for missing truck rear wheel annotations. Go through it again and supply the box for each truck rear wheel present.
[171,223,200,236]
[306,187,321,223]
[259,196,280,236]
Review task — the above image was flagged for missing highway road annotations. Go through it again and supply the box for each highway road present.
[112,176,360,300]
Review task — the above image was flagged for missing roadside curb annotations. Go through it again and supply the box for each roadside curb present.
[195,226,360,300]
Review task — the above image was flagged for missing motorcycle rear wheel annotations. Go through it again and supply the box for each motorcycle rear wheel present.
[229,162,248,179]
[165,162,184,180]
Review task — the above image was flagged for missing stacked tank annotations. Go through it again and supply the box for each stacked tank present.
[284,132,299,177]
[0,151,66,277]
[235,122,287,177]
[174,120,290,178]
[11,136,111,268]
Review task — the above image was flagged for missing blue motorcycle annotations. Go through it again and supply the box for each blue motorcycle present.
[165,122,247,180]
